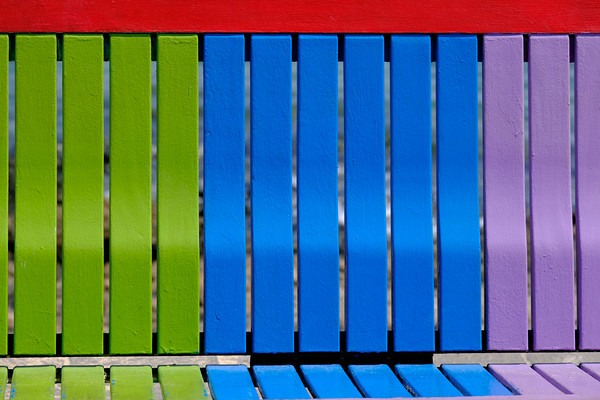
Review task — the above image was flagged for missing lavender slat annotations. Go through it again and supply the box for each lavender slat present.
[529,35,575,350]
[483,34,528,351]
[580,363,600,381]
[575,34,600,350]
[488,364,564,395]
[534,364,600,395]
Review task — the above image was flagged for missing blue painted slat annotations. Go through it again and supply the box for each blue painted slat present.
[390,34,435,352]
[250,34,294,353]
[348,364,411,398]
[441,364,514,396]
[203,34,247,354]
[297,34,340,353]
[206,365,259,400]
[253,365,311,399]
[436,34,481,351]
[343,34,387,353]
[395,364,463,397]
[300,364,363,398]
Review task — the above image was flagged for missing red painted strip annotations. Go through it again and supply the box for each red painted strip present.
[0,0,599,33]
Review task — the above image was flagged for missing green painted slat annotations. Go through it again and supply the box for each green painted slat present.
[0,367,7,398]
[158,365,209,399]
[109,34,153,354]
[156,34,200,354]
[61,366,105,400]
[110,366,155,400]
[0,35,8,356]
[10,366,56,399]
[62,34,105,355]
[14,34,57,355]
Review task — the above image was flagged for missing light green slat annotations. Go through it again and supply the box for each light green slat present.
[110,366,155,400]
[0,367,7,397]
[109,34,152,354]
[14,34,57,355]
[62,34,105,355]
[10,366,56,399]
[156,34,200,354]
[61,366,105,400]
[0,35,8,356]
[158,365,209,399]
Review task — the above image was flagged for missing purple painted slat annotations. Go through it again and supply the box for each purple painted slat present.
[488,364,563,395]
[534,364,600,395]
[575,34,600,350]
[483,34,528,351]
[529,35,575,351]
[580,363,600,382]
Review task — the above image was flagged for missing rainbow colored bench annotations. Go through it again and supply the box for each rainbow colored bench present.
[0,0,600,398]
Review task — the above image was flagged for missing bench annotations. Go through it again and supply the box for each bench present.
[1,0,600,399]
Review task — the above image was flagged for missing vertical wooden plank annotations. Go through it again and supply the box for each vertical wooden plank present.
[483,34,528,351]
[0,35,7,356]
[156,34,199,354]
[109,34,152,354]
[158,366,209,400]
[62,34,104,355]
[529,35,574,350]
[344,34,387,353]
[575,34,600,350]
[251,34,294,353]
[10,367,55,399]
[390,34,434,352]
[61,366,105,400]
[436,34,481,351]
[14,34,57,355]
[203,34,246,354]
[297,34,339,352]
[110,366,155,400]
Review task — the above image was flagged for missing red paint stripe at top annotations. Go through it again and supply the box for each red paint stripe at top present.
[0,0,599,33]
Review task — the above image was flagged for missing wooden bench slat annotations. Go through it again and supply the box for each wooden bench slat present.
[10,366,55,399]
[206,365,260,400]
[488,364,565,395]
[575,34,600,351]
[158,365,209,400]
[61,366,105,399]
[343,34,387,353]
[250,34,294,353]
[300,364,363,398]
[347,364,411,398]
[440,364,513,396]
[110,366,155,400]
[581,363,600,381]
[533,363,600,395]
[483,34,528,351]
[14,34,57,356]
[0,367,5,398]
[156,34,200,354]
[253,365,311,399]
[203,34,247,354]
[0,34,7,356]
[529,35,575,351]
[61,34,105,356]
[390,34,435,352]
[436,34,481,351]
[297,34,340,353]
[395,364,463,397]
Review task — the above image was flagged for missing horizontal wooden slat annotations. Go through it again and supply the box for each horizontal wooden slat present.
[0,0,599,33]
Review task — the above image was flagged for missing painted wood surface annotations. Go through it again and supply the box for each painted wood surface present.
[0,35,6,357]
[440,364,513,396]
[575,34,600,351]
[300,364,363,398]
[250,34,294,354]
[158,365,209,400]
[436,34,481,351]
[348,364,411,398]
[109,366,155,400]
[206,365,260,400]
[14,34,57,356]
[1,0,600,33]
[109,34,153,354]
[533,363,600,395]
[10,366,55,400]
[203,34,247,355]
[297,34,340,353]
[395,364,463,397]
[0,367,6,398]
[61,366,105,400]
[390,34,434,352]
[344,35,387,353]
[483,34,528,351]
[156,34,200,354]
[528,35,575,351]
[488,364,564,395]
[61,34,104,356]
[253,365,311,399]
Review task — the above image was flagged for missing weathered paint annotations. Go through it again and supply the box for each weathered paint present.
[158,365,209,400]
[10,366,56,399]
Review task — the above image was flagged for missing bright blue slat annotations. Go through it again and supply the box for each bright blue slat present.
[206,365,259,400]
[441,364,513,396]
[390,34,435,352]
[253,365,311,399]
[300,364,363,398]
[348,364,411,398]
[343,34,387,353]
[395,364,463,397]
[250,34,294,353]
[297,34,340,353]
[436,34,481,351]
